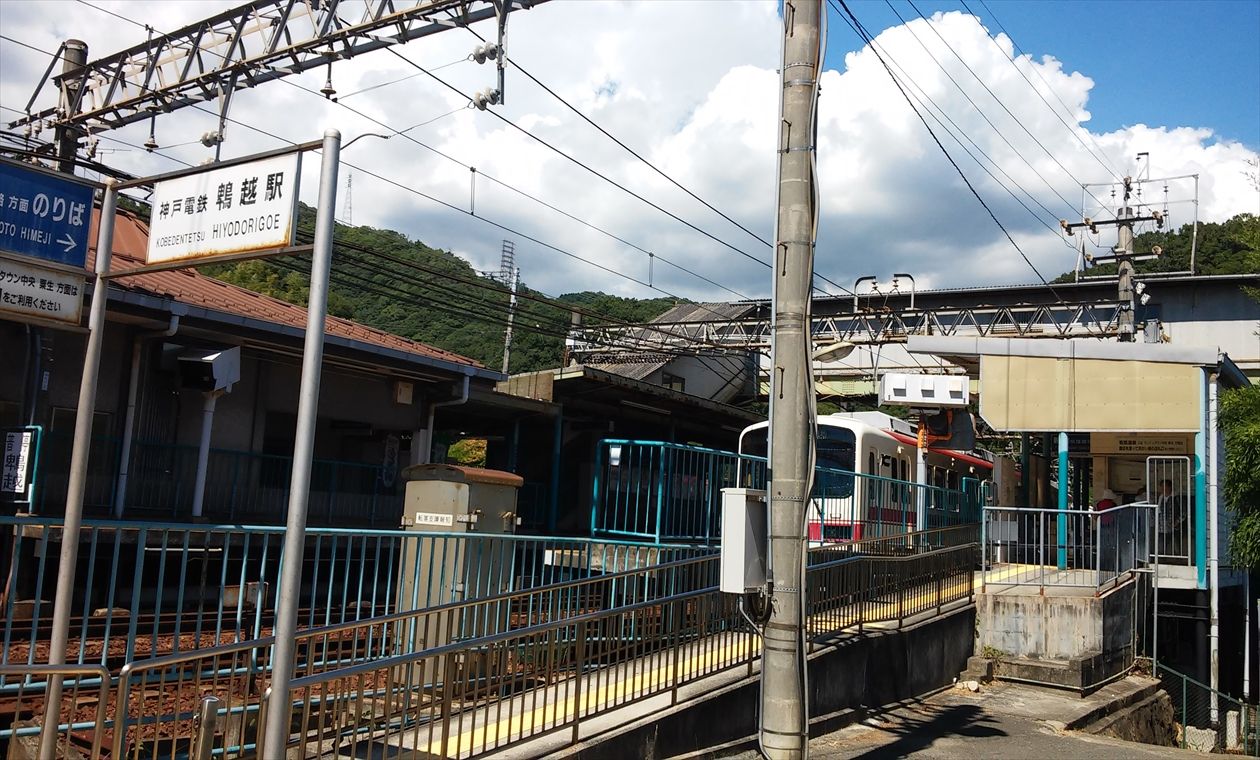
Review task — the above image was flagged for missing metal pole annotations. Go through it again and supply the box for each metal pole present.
[1116,199,1136,342]
[501,266,518,374]
[55,40,88,174]
[761,2,820,757]
[191,695,222,760]
[38,180,117,760]
[191,391,221,518]
[1208,372,1220,723]
[916,429,928,532]
[260,129,340,755]
[1058,432,1068,570]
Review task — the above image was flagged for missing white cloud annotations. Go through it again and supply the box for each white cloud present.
[1,3,1255,301]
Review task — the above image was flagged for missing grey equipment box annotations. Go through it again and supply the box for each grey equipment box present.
[395,465,524,690]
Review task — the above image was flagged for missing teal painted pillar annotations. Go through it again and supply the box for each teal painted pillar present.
[1195,370,1208,589]
[1058,432,1069,569]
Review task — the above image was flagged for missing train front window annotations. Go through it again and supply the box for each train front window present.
[817,426,856,472]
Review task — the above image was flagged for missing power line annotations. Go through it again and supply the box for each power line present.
[386,46,860,299]
[880,1,1080,215]
[832,0,1066,303]
[63,2,763,305]
[827,17,1078,249]
[269,74,755,302]
[389,47,769,270]
[508,55,772,249]
[967,0,1127,181]
[895,0,1117,216]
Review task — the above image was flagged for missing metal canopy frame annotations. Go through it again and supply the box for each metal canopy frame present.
[9,0,547,134]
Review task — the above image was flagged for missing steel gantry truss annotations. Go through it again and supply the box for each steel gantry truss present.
[9,0,545,134]
[570,299,1125,363]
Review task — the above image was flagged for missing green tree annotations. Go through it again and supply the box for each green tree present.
[1055,212,1260,282]
[1222,385,1260,571]
[196,206,677,373]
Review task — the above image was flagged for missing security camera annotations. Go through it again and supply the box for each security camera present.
[178,346,241,392]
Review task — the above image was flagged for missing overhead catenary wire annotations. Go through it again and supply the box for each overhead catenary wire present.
[3,33,757,338]
[823,16,1079,251]
[894,0,1119,218]
[54,3,765,312]
[387,46,862,300]
[967,0,1128,182]
[832,0,1068,305]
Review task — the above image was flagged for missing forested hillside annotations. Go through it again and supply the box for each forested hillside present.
[1055,213,1260,281]
[198,205,678,372]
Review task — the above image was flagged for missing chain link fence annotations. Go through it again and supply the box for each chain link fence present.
[1156,661,1258,756]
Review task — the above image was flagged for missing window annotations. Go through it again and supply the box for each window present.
[662,373,686,392]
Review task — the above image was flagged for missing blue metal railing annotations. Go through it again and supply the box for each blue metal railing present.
[0,515,713,673]
[590,439,983,544]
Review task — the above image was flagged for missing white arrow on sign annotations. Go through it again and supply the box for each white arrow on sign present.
[58,234,75,253]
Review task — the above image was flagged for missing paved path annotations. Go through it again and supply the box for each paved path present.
[803,680,1201,760]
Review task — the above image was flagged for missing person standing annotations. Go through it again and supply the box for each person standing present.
[1157,479,1186,561]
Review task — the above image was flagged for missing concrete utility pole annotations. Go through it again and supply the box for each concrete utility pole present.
[502,266,518,374]
[761,1,821,757]
[1062,176,1164,343]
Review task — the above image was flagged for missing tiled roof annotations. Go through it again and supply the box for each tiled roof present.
[88,209,482,368]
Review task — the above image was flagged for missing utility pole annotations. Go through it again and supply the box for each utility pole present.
[502,265,518,374]
[55,40,88,174]
[761,1,820,757]
[1062,176,1165,343]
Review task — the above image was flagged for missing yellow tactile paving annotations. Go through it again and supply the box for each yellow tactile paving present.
[426,576,980,757]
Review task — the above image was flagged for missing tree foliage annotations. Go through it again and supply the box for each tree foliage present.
[198,206,677,373]
[1055,213,1260,282]
[1222,384,1260,571]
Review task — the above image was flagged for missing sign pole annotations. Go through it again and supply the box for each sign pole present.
[260,129,340,755]
[38,179,117,760]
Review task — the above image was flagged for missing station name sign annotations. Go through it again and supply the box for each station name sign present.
[145,153,301,265]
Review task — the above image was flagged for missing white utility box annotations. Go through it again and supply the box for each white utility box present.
[720,488,767,594]
[879,372,970,408]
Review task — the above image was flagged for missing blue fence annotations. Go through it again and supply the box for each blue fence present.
[591,439,984,544]
[0,516,714,672]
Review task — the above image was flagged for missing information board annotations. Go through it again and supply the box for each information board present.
[0,253,86,326]
[0,160,95,268]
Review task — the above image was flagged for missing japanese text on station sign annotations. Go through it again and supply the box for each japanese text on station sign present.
[146,153,300,265]
[2,431,33,496]
[0,160,94,268]
[0,255,85,325]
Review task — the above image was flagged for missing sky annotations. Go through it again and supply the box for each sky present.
[0,0,1257,303]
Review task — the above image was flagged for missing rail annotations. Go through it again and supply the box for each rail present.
[591,439,983,545]
[981,504,1155,591]
[16,527,973,757]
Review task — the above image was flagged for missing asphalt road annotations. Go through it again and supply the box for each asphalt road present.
[711,679,1208,760]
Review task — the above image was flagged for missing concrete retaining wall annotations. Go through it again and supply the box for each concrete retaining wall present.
[562,605,976,759]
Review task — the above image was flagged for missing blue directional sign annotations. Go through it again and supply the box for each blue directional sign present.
[0,161,95,269]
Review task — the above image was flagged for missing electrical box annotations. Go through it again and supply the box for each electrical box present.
[720,488,767,594]
[398,464,523,609]
[879,372,970,409]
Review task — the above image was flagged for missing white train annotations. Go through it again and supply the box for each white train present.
[737,411,995,540]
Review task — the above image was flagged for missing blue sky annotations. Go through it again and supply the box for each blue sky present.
[827,0,1260,149]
